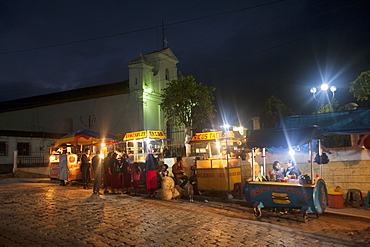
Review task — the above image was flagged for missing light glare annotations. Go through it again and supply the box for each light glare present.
[321,83,329,91]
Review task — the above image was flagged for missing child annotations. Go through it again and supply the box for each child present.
[130,162,142,196]
[159,164,169,177]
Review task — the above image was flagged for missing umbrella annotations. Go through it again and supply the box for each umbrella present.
[54,129,118,147]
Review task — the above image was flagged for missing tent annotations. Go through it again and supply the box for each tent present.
[248,108,370,152]
[247,126,324,152]
[276,108,370,135]
[54,129,118,147]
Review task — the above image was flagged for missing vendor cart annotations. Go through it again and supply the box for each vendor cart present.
[120,130,167,162]
[245,179,327,222]
[191,130,245,196]
[245,126,328,222]
[49,129,118,182]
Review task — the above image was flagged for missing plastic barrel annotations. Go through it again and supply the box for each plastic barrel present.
[328,194,344,209]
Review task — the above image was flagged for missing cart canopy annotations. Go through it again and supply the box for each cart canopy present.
[54,129,118,146]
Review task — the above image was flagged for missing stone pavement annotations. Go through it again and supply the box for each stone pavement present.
[0,178,369,246]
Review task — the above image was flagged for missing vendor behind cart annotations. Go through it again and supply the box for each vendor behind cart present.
[285,160,301,178]
[270,161,285,181]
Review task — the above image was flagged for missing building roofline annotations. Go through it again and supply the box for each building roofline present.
[0,130,65,139]
[0,81,129,113]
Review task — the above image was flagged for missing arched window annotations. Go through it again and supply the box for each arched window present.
[165,69,170,81]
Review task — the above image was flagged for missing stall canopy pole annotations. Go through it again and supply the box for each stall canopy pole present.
[252,148,255,181]
[318,139,323,178]
[310,141,314,184]
[226,136,230,192]
[262,148,266,177]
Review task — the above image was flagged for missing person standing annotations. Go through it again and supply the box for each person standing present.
[59,151,68,186]
[102,151,113,194]
[172,156,189,188]
[145,154,159,197]
[81,148,91,189]
[92,151,103,195]
[122,154,132,194]
[110,150,123,193]
[130,162,142,196]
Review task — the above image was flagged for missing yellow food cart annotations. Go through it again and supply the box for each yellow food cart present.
[190,130,245,196]
[121,130,167,162]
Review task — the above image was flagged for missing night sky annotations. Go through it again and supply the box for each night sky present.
[1,0,369,128]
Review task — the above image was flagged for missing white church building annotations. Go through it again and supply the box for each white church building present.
[0,48,182,173]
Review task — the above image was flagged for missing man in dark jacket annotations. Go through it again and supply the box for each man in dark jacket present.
[81,148,91,189]
[92,151,102,194]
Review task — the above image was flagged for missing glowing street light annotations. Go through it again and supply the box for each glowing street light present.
[310,83,337,103]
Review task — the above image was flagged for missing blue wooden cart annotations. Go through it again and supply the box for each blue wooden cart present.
[246,127,328,222]
[245,179,327,222]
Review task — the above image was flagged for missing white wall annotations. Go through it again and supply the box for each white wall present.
[0,93,137,136]
[0,136,56,165]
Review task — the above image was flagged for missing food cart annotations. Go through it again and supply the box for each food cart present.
[190,130,245,196]
[245,126,328,222]
[121,130,167,162]
[49,129,118,182]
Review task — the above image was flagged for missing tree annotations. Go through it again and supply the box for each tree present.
[349,70,370,102]
[316,98,346,113]
[160,76,216,152]
[315,99,350,147]
[258,96,295,129]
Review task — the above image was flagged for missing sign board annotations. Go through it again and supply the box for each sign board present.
[123,130,166,140]
[49,154,81,180]
[190,131,235,142]
[197,167,241,191]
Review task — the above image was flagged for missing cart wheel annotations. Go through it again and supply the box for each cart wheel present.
[221,191,229,200]
[303,213,308,223]
[253,207,262,218]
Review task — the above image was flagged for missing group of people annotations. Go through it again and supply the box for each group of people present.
[80,148,142,195]
[76,149,199,198]
[270,160,301,181]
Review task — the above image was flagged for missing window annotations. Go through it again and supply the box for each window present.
[165,68,170,81]
[17,142,30,156]
[0,142,7,156]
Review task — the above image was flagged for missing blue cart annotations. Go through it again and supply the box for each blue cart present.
[244,179,327,222]
[246,127,329,222]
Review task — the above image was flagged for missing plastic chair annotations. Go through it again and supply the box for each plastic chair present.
[364,191,370,210]
[344,189,363,208]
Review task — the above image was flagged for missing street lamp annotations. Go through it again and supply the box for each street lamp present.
[310,83,337,103]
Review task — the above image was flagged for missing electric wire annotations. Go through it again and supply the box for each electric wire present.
[0,0,283,55]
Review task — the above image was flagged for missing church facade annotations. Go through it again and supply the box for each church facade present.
[0,48,182,170]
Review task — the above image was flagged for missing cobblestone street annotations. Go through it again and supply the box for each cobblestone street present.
[1,179,369,246]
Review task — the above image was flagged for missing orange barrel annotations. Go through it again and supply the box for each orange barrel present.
[327,187,344,209]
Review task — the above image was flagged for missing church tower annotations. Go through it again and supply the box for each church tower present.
[128,48,179,131]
